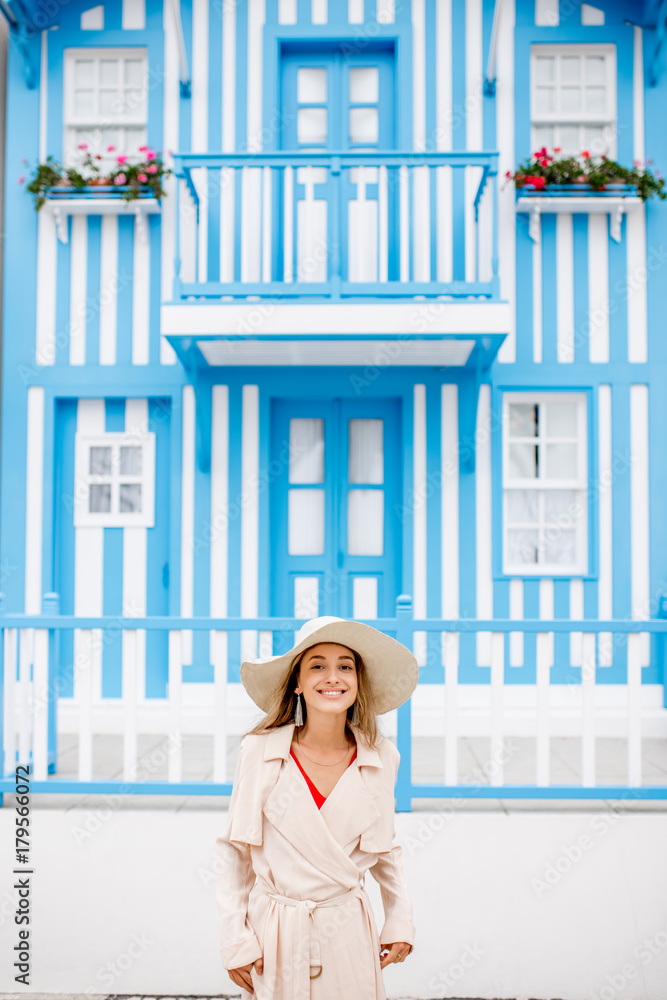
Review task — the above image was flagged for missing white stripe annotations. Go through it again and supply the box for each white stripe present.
[441,384,459,621]
[210,385,229,619]
[25,387,44,614]
[348,0,364,23]
[630,384,650,666]
[465,0,482,283]
[376,0,394,23]
[495,0,516,362]
[436,0,453,283]
[122,628,139,780]
[99,215,118,365]
[247,0,265,152]
[413,167,430,281]
[509,578,523,667]
[412,0,426,150]
[122,0,145,29]
[535,0,559,25]
[222,0,236,152]
[627,631,642,785]
[597,384,613,666]
[192,0,209,151]
[33,628,49,779]
[124,400,148,708]
[476,384,493,666]
[539,578,554,668]
[413,384,427,666]
[556,213,574,362]
[588,214,609,363]
[161,0,180,364]
[312,0,327,22]
[532,216,542,362]
[633,27,645,164]
[39,31,48,162]
[74,400,105,704]
[168,631,183,781]
[181,386,195,665]
[279,0,297,22]
[35,210,57,365]
[132,214,150,364]
[581,632,596,785]
[490,633,504,785]
[241,385,260,663]
[626,205,647,363]
[535,630,551,785]
[69,217,88,365]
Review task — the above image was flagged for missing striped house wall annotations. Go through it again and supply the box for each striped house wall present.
[2,0,665,707]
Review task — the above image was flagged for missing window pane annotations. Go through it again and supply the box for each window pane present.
[348,419,383,484]
[509,444,539,479]
[561,86,582,113]
[124,59,144,86]
[100,60,119,85]
[294,577,319,618]
[124,128,147,155]
[585,56,606,85]
[507,490,539,524]
[509,403,538,438]
[584,125,606,155]
[349,66,379,103]
[74,60,95,87]
[545,402,577,438]
[120,446,142,475]
[89,446,112,475]
[534,56,556,84]
[561,56,581,84]
[544,489,578,523]
[349,107,378,145]
[544,530,576,565]
[559,125,581,154]
[352,576,378,619]
[297,67,327,103]
[89,484,111,513]
[535,87,556,114]
[297,107,327,145]
[288,489,325,554]
[120,483,142,513]
[99,89,117,116]
[585,86,606,114]
[348,490,383,555]
[545,443,577,479]
[533,125,554,150]
[289,418,324,483]
[74,90,95,117]
[507,529,539,565]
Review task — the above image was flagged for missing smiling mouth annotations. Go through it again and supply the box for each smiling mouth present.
[317,690,346,697]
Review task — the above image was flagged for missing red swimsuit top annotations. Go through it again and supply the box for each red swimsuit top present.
[289,744,358,809]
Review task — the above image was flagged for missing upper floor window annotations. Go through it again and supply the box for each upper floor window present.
[64,47,148,171]
[531,45,616,158]
[502,392,588,576]
[74,432,155,528]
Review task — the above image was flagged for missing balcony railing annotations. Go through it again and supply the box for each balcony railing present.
[170,151,500,301]
[1,595,666,810]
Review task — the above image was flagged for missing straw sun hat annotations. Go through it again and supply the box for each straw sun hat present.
[240,616,419,716]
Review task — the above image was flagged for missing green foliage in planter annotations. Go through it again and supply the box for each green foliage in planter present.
[506,147,666,202]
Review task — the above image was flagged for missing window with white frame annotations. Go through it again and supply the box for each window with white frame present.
[531,45,616,159]
[64,48,148,170]
[74,432,155,527]
[502,393,588,575]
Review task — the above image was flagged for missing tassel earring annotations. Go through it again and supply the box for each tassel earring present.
[294,692,304,726]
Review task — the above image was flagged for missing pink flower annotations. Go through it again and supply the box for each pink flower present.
[78,142,88,150]
[18,175,25,184]
[138,145,148,152]
[147,163,158,173]
[634,159,642,167]
[114,173,127,185]
[581,149,590,159]
[146,150,156,160]
[138,172,148,182]
[107,144,116,152]
[117,154,128,164]
[553,146,561,153]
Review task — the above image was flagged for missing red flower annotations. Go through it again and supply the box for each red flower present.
[553,146,561,153]
[539,157,549,167]
[117,154,129,164]
[505,169,512,178]
[138,172,148,182]
[581,150,590,159]
[527,176,546,190]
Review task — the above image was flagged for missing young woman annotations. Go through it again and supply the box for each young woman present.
[214,615,418,999]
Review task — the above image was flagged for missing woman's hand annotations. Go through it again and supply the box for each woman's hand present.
[379,941,413,969]
[228,957,263,993]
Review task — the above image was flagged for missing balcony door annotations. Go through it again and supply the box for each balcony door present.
[270,398,401,646]
[279,45,395,284]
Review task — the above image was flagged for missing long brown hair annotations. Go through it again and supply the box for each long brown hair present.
[245,643,381,748]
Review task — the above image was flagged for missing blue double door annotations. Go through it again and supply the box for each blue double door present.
[270,398,402,631]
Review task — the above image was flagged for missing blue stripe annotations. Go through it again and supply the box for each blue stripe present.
[608,214,628,363]
[610,384,631,682]
[55,217,72,367]
[515,212,534,363]
[179,0,193,151]
[190,381,213,682]
[423,381,442,683]
[102,399,126,698]
[227,382,243,682]
[148,216,162,363]
[208,0,223,281]
[572,214,589,366]
[54,400,78,697]
[540,214,558,364]
[551,578,570,684]
[116,216,135,366]
[145,397,171,698]
[235,0,248,151]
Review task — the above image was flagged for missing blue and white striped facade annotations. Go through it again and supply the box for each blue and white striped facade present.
[2,0,667,739]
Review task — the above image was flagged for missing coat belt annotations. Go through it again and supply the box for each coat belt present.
[254,878,374,1000]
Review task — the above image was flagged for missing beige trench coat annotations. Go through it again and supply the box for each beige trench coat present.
[213,721,416,1000]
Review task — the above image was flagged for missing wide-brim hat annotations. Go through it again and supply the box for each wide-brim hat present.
[240,616,419,715]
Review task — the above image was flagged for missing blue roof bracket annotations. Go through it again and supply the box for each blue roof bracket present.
[483,0,503,96]
[0,0,37,88]
[457,339,496,475]
[174,337,211,473]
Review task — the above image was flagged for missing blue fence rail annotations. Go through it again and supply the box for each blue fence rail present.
[1,593,666,808]
[170,150,500,301]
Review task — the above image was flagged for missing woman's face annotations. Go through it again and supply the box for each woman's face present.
[294,642,358,720]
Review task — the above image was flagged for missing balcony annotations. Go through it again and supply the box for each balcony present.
[169,150,501,301]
